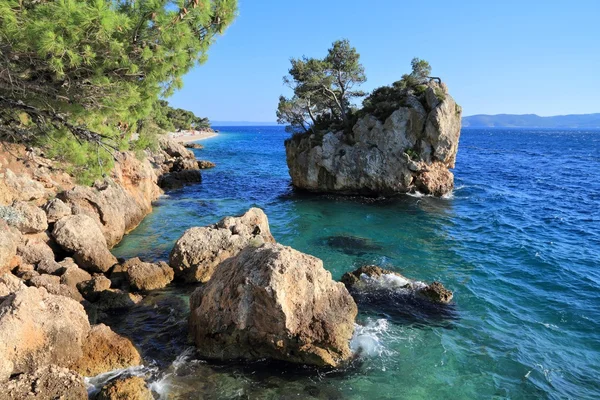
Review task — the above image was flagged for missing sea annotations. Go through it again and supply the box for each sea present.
[105,126,600,399]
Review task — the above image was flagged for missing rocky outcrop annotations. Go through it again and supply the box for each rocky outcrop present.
[96,376,154,400]
[189,243,358,367]
[285,81,461,196]
[71,324,142,377]
[53,214,118,273]
[0,365,87,400]
[170,208,276,283]
[341,265,453,304]
[151,137,203,190]
[123,257,174,291]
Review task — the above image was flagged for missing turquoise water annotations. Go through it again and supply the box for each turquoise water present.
[111,127,600,399]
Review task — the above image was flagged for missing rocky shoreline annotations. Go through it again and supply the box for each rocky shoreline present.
[0,136,454,399]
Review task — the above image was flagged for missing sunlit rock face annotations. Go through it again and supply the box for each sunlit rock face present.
[285,81,461,197]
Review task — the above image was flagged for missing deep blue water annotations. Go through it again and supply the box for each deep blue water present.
[112,127,600,399]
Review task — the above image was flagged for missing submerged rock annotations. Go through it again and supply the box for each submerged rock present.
[285,81,461,197]
[341,266,455,324]
[324,235,383,256]
[341,265,453,304]
[170,208,275,283]
[189,243,358,367]
[96,376,154,400]
[0,365,87,400]
[52,214,118,273]
[123,257,174,291]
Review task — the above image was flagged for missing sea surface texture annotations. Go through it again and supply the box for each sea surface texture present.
[110,127,600,399]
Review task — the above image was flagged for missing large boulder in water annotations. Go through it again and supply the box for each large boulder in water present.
[170,208,276,283]
[285,80,461,197]
[189,243,358,367]
[123,257,174,291]
[52,214,118,273]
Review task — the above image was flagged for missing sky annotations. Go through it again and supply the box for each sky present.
[168,0,600,123]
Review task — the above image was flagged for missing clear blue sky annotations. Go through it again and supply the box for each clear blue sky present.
[168,0,600,122]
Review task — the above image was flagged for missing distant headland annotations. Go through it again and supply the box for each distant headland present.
[463,113,600,128]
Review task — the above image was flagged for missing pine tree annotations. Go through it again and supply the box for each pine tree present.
[0,0,236,182]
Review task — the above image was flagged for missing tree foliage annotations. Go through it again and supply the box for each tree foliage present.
[0,0,236,181]
[277,39,366,134]
[362,58,436,122]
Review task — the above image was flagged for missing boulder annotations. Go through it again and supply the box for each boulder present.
[37,258,64,275]
[170,208,276,283]
[52,214,118,273]
[96,376,154,400]
[0,365,87,400]
[29,274,84,302]
[341,265,453,304]
[158,169,202,190]
[0,286,91,381]
[197,160,216,169]
[0,221,19,274]
[189,243,358,367]
[284,80,461,197]
[0,273,25,297]
[0,201,48,234]
[71,324,142,377]
[94,289,143,312]
[77,275,112,302]
[184,143,204,149]
[1,169,47,202]
[17,237,55,266]
[60,265,92,289]
[123,257,174,291]
[43,198,72,223]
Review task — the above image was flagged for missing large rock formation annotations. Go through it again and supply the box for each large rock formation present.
[285,81,461,196]
[189,243,358,367]
[170,208,276,283]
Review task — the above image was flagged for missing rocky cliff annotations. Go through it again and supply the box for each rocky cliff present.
[0,136,203,393]
[285,81,462,197]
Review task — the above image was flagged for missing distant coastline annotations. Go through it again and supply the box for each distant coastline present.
[463,113,600,129]
[169,129,218,143]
